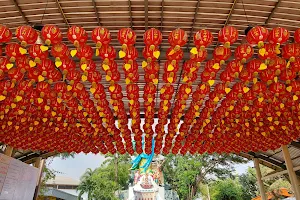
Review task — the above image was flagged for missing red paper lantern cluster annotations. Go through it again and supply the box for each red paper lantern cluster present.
[2,25,300,156]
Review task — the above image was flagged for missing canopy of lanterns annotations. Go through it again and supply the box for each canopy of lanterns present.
[0,24,300,155]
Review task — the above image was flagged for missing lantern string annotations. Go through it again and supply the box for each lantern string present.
[41,0,49,24]
[241,0,249,23]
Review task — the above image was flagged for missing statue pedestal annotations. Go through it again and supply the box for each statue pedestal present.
[128,174,164,200]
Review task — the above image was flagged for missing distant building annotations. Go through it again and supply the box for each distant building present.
[38,176,84,200]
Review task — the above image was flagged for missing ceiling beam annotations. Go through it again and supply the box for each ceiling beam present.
[291,141,300,150]
[11,0,29,24]
[128,0,133,29]
[145,0,149,30]
[265,0,282,25]
[55,0,70,27]
[224,0,238,26]
[92,0,101,26]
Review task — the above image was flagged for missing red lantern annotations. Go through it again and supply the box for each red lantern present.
[99,45,116,64]
[15,25,38,46]
[92,27,111,48]
[76,44,93,62]
[246,26,269,48]
[193,29,213,49]
[166,47,184,61]
[7,68,24,83]
[117,28,136,49]
[59,58,76,75]
[5,43,23,62]
[213,46,231,64]
[0,56,10,75]
[51,43,70,61]
[16,56,31,73]
[28,44,49,63]
[67,26,88,47]
[0,25,12,43]
[27,68,42,83]
[282,43,299,63]
[168,28,187,48]
[190,49,207,63]
[41,25,62,46]
[142,45,160,62]
[235,44,254,63]
[268,57,286,75]
[268,27,290,45]
[143,28,162,47]
[37,59,55,76]
[47,69,62,84]
[218,26,238,48]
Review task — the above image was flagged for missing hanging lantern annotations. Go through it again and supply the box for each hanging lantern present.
[246,26,269,48]
[67,26,88,47]
[7,67,24,83]
[143,28,162,47]
[268,27,290,45]
[0,25,12,43]
[168,28,187,51]
[16,55,31,73]
[27,67,42,83]
[58,58,76,75]
[213,46,231,65]
[47,69,62,84]
[28,44,49,64]
[166,47,184,61]
[51,43,70,62]
[218,26,238,48]
[0,56,10,75]
[98,45,116,64]
[92,27,111,48]
[190,48,207,63]
[193,29,213,49]
[37,58,55,77]
[282,43,299,67]
[117,28,136,50]
[76,44,93,62]
[268,57,286,75]
[5,43,24,62]
[41,25,62,46]
[15,26,38,47]
[235,44,254,63]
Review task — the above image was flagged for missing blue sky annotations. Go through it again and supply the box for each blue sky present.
[49,153,253,181]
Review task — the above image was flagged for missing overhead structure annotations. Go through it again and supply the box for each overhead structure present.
[1,0,300,176]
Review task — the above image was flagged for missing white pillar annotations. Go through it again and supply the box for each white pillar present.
[282,145,300,199]
[253,158,267,200]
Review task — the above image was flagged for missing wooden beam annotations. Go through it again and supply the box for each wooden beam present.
[55,0,69,27]
[11,0,29,24]
[282,145,300,198]
[265,0,282,25]
[224,0,238,26]
[128,0,133,29]
[33,159,45,200]
[145,0,149,30]
[4,146,14,157]
[254,158,267,200]
[160,0,164,32]
[92,0,101,26]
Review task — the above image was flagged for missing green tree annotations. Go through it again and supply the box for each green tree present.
[161,153,247,200]
[210,178,243,200]
[77,153,131,200]
[77,168,95,200]
[238,167,258,200]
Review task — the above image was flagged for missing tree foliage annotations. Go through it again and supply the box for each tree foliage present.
[210,178,243,200]
[77,154,131,200]
[161,153,247,200]
[238,167,258,200]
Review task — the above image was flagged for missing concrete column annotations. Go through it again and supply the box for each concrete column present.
[282,145,300,199]
[33,159,45,200]
[253,158,267,200]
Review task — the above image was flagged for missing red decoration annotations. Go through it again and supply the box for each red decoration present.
[41,25,62,45]
[143,28,162,47]
[0,25,12,43]
[193,29,213,49]
[218,26,238,48]
[117,28,136,49]
[268,27,290,45]
[28,44,49,63]
[246,26,269,47]
[5,43,22,62]
[67,26,88,47]
[15,25,38,46]
[92,27,111,48]
[235,44,254,63]
[51,43,70,61]
[168,28,187,48]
